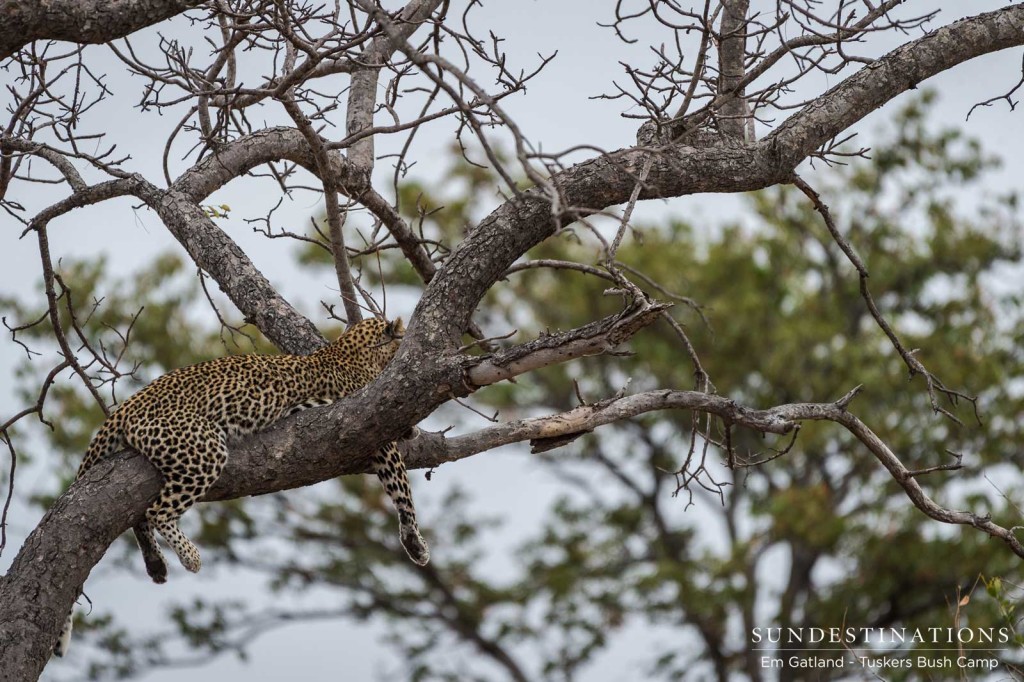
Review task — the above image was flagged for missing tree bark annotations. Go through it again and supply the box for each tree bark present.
[0,0,205,60]
[3,5,1024,680]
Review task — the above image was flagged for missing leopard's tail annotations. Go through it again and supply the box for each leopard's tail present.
[53,417,168,658]
[375,442,430,566]
[76,416,125,477]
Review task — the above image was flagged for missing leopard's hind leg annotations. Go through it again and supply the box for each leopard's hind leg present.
[126,414,228,574]
[374,442,429,565]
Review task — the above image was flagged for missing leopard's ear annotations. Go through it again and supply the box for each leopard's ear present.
[385,317,405,340]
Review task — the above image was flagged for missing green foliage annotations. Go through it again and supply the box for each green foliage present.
[202,204,232,219]
[20,95,1024,680]
[377,94,1024,678]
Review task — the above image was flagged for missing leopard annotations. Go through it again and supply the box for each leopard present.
[53,317,428,658]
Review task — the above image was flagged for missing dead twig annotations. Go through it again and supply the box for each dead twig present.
[792,174,979,426]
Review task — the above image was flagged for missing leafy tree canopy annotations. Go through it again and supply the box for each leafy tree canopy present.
[8,95,1023,682]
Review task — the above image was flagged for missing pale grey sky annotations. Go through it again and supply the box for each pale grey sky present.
[2,2,1022,681]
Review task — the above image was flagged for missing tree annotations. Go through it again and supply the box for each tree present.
[30,101,1024,681]
[2,2,1024,680]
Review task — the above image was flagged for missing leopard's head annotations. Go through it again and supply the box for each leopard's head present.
[339,317,405,371]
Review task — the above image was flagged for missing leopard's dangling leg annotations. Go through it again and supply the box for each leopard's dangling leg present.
[374,442,429,565]
[133,520,168,583]
[127,414,229,574]
[147,487,203,573]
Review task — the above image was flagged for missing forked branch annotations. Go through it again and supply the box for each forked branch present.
[402,387,1024,559]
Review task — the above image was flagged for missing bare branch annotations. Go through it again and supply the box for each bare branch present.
[31,222,109,416]
[132,178,326,354]
[716,0,751,139]
[0,431,18,556]
[277,94,363,323]
[769,6,1024,165]
[466,298,671,387]
[4,4,1024,679]
[403,389,1024,559]
[968,51,1024,119]
[792,174,979,424]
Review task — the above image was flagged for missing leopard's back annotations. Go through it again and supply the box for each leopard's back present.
[115,353,312,440]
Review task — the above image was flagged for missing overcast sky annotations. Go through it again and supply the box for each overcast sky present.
[2,2,1023,681]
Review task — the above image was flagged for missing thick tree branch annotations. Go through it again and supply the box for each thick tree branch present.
[167,1,1024,354]
[408,3,1024,349]
[2,138,326,355]
[0,0,204,61]
[174,126,438,283]
[767,5,1024,166]
[345,68,378,174]
[333,10,385,322]
[10,6,1024,364]
[7,376,1019,678]
[0,298,666,677]
[132,180,326,355]
[175,126,366,201]
[5,6,1024,680]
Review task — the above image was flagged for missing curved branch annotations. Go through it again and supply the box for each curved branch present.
[407,390,796,464]
[768,5,1024,165]
[5,7,1024,680]
[0,0,204,61]
[0,288,677,677]
[121,178,319,352]
[4,354,1022,678]
[401,390,1024,558]
[0,137,87,192]
[132,179,326,355]
[214,0,445,111]
[28,179,137,226]
[2,137,323,355]
[819,409,1024,558]
[167,5,1024,361]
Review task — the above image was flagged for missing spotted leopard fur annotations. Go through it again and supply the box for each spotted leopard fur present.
[54,318,428,657]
